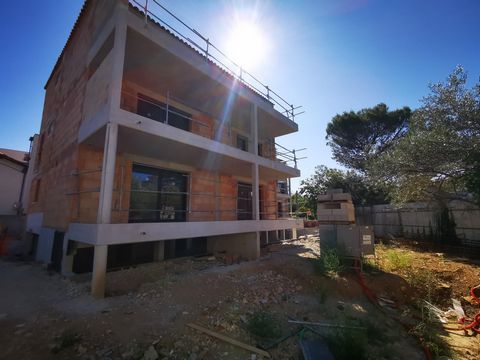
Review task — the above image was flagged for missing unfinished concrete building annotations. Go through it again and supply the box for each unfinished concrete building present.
[27,0,303,297]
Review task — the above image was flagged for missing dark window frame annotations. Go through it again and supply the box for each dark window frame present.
[236,134,249,152]
[137,94,191,132]
[129,164,188,223]
[237,182,253,220]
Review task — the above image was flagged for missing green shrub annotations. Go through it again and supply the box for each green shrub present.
[315,245,344,276]
[385,250,412,270]
[410,321,452,357]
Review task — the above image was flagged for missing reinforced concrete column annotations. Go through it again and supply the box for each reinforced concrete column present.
[108,2,128,114]
[90,2,126,299]
[250,104,258,156]
[92,122,118,298]
[91,245,108,299]
[292,227,298,240]
[252,163,260,221]
[154,241,165,261]
[97,122,118,224]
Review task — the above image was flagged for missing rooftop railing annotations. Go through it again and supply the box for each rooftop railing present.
[129,0,305,122]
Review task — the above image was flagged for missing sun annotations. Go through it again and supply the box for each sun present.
[225,20,268,71]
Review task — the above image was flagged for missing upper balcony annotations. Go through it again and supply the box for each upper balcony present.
[79,0,302,181]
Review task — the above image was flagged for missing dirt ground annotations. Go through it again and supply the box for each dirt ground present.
[0,235,478,360]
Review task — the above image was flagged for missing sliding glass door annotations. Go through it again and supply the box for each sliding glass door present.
[129,164,187,223]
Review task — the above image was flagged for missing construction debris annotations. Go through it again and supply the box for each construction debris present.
[187,323,271,358]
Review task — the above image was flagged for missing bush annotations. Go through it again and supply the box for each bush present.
[435,206,458,245]
[410,321,452,357]
[385,250,412,270]
[315,245,344,276]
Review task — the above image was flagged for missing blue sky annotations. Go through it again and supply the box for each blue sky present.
[0,0,479,190]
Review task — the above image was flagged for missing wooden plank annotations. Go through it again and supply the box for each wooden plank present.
[288,320,366,330]
[187,323,271,358]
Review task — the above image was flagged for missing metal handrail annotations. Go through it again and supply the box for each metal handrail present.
[129,0,304,122]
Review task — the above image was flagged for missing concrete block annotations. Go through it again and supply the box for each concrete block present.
[207,232,260,260]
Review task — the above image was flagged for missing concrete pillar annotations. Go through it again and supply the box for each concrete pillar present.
[97,122,118,224]
[292,227,298,240]
[250,104,258,156]
[91,245,108,299]
[91,3,127,299]
[154,241,165,261]
[61,238,75,276]
[249,103,260,222]
[251,163,260,220]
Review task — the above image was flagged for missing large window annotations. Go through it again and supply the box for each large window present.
[137,94,190,131]
[129,165,188,223]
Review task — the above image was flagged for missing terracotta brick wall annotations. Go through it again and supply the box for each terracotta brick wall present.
[70,144,132,224]
[219,175,237,221]
[28,1,118,231]
[261,181,278,220]
[188,170,216,221]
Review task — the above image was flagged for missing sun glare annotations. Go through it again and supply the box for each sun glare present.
[226,20,268,71]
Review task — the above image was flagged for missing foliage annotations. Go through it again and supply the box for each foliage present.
[314,245,344,276]
[326,103,411,173]
[410,321,452,357]
[291,192,314,219]
[407,270,438,304]
[434,206,458,245]
[246,311,282,339]
[371,66,480,205]
[299,165,391,212]
[385,250,412,270]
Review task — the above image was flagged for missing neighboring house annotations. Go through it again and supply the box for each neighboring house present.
[27,0,303,298]
[0,140,39,254]
[0,148,28,217]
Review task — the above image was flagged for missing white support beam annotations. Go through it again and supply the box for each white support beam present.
[250,103,260,221]
[91,3,127,299]
[97,122,118,224]
[252,163,260,221]
[251,104,258,156]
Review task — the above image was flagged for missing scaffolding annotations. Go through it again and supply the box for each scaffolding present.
[129,0,305,122]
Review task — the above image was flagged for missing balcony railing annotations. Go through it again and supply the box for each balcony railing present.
[66,169,283,223]
[129,0,305,122]
[120,89,304,167]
